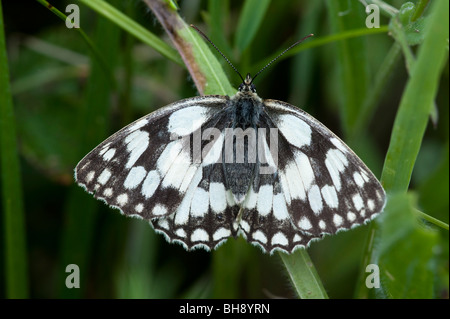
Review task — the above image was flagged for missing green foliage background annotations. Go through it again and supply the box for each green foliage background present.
[0,0,448,298]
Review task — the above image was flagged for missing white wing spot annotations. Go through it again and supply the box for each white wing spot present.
[333,214,343,227]
[102,148,116,161]
[367,199,375,211]
[353,172,365,188]
[226,190,236,207]
[257,184,273,216]
[321,185,339,208]
[361,170,370,182]
[308,185,323,215]
[117,193,128,206]
[325,158,341,191]
[352,193,364,211]
[168,106,209,136]
[277,114,312,148]
[157,140,183,177]
[330,137,348,153]
[103,188,113,197]
[347,211,356,222]
[376,190,384,202]
[279,172,292,205]
[327,149,348,172]
[319,220,326,230]
[179,165,199,193]
[174,167,202,225]
[252,230,268,244]
[191,187,209,217]
[162,149,191,189]
[125,130,149,169]
[124,166,147,189]
[240,220,250,233]
[191,228,209,242]
[175,228,186,238]
[294,151,315,190]
[293,234,302,242]
[85,171,95,183]
[244,187,258,210]
[99,143,111,156]
[213,228,231,241]
[135,203,144,213]
[273,193,289,220]
[210,183,227,213]
[152,204,167,216]
[202,132,224,165]
[271,232,288,246]
[141,170,160,198]
[127,118,148,132]
[157,219,169,230]
[97,168,111,185]
[284,162,306,200]
[298,217,312,231]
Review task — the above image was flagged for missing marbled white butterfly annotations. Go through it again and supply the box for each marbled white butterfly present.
[75,27,386,254]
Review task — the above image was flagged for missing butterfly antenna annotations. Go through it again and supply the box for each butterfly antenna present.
[190,24,245,83]
[251,33,314,84]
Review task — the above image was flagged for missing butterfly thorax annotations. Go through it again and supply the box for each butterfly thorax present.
[229,73,263,129]
[221,75,266,204]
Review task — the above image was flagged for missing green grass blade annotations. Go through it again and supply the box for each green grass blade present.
[77,0,182,66]
[0,2,29,298]
[381,0,449,193]
[377,192,438,298]
[326,0,371,138]
[356,0,449,298]
[59,8,121,298]
[235,0,271,53]
[35,0,117,89]
[279,250,328,299]
[145,0,235,96]
[207,0,233,59]
[250,26,388,84]
[353,43,402,137]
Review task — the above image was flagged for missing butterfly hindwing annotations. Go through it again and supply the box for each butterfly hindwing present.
[152,162,241,250]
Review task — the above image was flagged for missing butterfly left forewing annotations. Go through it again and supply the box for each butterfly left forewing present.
[262,99,386,237]
[75,95,229,221]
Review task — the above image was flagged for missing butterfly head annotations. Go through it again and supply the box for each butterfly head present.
[238,73,257,93]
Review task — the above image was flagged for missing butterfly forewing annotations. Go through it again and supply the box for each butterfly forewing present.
[75,96,228,220]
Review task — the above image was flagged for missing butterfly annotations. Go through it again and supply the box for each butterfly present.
[74,27,386,254]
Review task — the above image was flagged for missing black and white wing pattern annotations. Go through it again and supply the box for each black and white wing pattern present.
[260,99,385,238]
[75,82,386,254]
